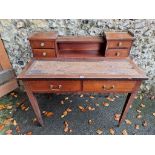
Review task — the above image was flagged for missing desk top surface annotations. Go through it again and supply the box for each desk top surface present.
[18,58,147,80]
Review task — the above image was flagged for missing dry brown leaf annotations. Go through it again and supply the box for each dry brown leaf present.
[65,97,69,100]
[90,96,95,99]
[140,103,145,108]
[96,129,103,135]
[16,126,21,133]
[87,106,95,111]
[3,118,13,125]
[142,120,148,127]
[61,111,68,118]
[78,106,87,112]
[0,124,4,131]
[61,100,64,105]
[21,104,27,111]
[26,131,32,135]
[88,119,94,125]
[46,112,54,117]
[5,130,12,135]
[125,119,132,125]
[114,113,121,121]
[0,104,6,110]
[64,121,69,133]
[152,113,155,116]
[80,94,84,98]
[136,109,142,113]
[102,102,109,107]
[122,129,128,135]
[135,124,140,129]
[66,108,72,112]
[109,128,115,135]
[136,114,142,119]
[106,96,115,102]
[6,105,13,110]
[13,120,17,126]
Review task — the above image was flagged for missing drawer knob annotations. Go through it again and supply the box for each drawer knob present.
[50,84,62,90]
[40,42,45,47]
[102,85,115,90]
[42,52,47,56]
[115,52,120,56]
[118,42,122,47]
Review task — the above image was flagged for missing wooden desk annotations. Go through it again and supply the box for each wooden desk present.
[17,32,147,127]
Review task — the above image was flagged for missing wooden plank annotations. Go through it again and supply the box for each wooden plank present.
[0,79,18,98]
[0,39,12,70]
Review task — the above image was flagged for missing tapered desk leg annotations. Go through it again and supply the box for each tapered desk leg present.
[24,82,44,127]
[118,81,142,126]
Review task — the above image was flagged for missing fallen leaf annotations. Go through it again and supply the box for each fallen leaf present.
[78,106,87,112]
[14,94,18,98]
[87,106,95,111]
[64,121,69,133]
[65,97,69,100]
[114,113,121,121]
[5,130,12,135]
[136,114,142,119]
[96,129,103,135]
[0,124,4,131]
[20,104,27,111]
[142,120,148,127]
[125,119,132,125]
[122,129,128,135]
[0,104,6,110]
[61,100,64,104]
[109,128,115,135]
[24,107,29,111]
[61,111,68,118]
[90,96,95,99]
[3,118,13,125]
[13,120,17,126]
[102,102,109,107]
[44,111,54,117]
[106,96,115,102]
[152,113,155,116]
[80,94,84,98]
[6,105,13,110]
[88,119,94,125]
[66,108,72,112]
[136,109,142,113]
[135,124,140,129]
[26,131,32,135]
[16,126,21,133]
[140,103,145,108]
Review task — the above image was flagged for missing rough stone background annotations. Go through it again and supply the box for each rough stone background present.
[0,19,154,95]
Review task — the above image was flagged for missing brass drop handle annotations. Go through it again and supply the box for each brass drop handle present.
[42,52,47,56]
[50,84,62,90]
[102,85,115,90]
[115,52,120,56]
[40,42,45,47]
[117,42,122,47]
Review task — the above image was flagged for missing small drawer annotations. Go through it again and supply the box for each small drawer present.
[30,40,55,49]
[107,40,132,49]
[105,49,129,57]
[28,80,81,92]
[32,49,56,58]
[83,80,137,93]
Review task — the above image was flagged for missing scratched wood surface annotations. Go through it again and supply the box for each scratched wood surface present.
[23,59,147,79]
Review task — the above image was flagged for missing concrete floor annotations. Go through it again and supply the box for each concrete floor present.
[6,91,155,135]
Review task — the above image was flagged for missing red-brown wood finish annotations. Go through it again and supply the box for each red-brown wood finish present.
[17,31,147,127]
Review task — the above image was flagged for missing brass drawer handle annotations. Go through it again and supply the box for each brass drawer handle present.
[42,52,47,56]
[102,85,115,90]
[117,42,122,47]
[40,42,45,47]
[115,52,120,56]
[50,84,62,90]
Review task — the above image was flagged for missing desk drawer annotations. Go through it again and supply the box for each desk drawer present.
[107,40,132,49]
[32,49,56,58]
[83,80,137,92]
[30,40,55,49]
[28,80,81,92]
[105,49,129,57]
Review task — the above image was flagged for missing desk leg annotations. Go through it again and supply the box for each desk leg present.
[118,81,141,126]
[24,82,44,127]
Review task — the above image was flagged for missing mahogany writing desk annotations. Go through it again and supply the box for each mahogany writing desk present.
[17,32,147,127]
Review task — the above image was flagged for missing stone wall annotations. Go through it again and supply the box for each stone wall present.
[0,19,154,95]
